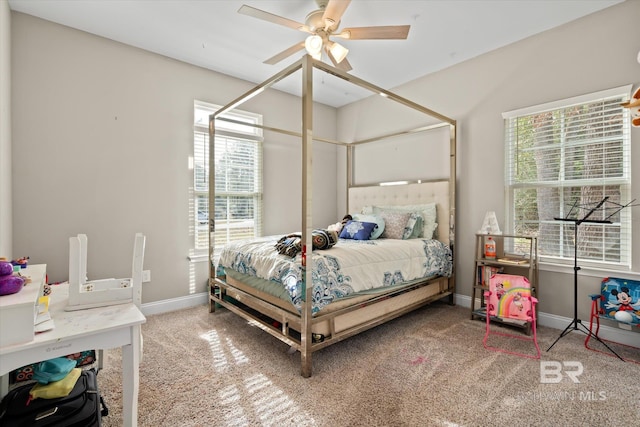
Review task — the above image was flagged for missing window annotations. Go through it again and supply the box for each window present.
[504,86,632,268]
[193,102,263,256]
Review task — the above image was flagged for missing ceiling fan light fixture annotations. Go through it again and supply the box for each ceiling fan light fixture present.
[239,1,411,70]
[305,34,323,59]
[328,41,349,64]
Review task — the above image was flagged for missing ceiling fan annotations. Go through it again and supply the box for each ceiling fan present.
[238,0,410,72]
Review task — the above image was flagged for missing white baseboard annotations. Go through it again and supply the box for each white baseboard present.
[141,292,637,348]
[140,292,208,316]
[454,293,638,348]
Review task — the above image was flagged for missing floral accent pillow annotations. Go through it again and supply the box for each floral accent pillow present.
[403,213,422,239]
[339,221,378,240]
[352,214,385,239]
[379,212,412,239]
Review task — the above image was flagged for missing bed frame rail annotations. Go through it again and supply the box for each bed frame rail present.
[210,274,454,361]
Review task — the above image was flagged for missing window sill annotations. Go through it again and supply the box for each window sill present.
[540,261,640,280]
[188,254,208,263]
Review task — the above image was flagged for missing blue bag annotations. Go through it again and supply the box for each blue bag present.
[32,357,77,384]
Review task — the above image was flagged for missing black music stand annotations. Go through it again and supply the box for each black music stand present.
[546,197,624,359]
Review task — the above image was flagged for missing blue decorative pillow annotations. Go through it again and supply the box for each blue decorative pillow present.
[339,221,378,240]
[352,214,385,239]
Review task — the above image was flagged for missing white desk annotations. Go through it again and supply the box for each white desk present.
[0,281,146,426]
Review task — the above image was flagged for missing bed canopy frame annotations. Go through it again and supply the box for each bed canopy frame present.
[209,55,457,377]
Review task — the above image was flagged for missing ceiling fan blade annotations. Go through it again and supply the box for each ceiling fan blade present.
[326,46,353,72]
[322,0,351,26]
[264,42,306,65]
[337,25,410,40]
[238,5,311,33]
[336,56,352,72]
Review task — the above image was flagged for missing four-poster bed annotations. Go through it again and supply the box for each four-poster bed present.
[208,55,457,377]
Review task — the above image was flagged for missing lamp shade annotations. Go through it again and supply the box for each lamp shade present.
[305,35,323,59]
[478,211,502,235]
[329,41,349,63]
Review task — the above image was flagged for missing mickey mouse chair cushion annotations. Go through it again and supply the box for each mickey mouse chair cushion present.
[622,87,640,128]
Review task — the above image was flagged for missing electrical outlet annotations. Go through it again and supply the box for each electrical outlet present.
[142,270,151,283]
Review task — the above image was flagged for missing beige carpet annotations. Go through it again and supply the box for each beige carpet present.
[98,302,639,426]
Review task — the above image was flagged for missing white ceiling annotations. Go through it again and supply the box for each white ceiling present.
[8,0,624,108]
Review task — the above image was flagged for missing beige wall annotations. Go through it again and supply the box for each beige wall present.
[8,1,640,321]
[9,12,338,303]
[339,0,640,322]
[0,0,11,258]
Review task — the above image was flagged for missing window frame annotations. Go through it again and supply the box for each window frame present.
[192,101,263,261]
[503,85,633,271]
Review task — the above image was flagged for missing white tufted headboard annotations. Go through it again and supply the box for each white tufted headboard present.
[348,180,451,245]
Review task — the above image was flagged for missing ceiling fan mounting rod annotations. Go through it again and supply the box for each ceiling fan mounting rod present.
[305,9,339,33]
[317,29,329,42]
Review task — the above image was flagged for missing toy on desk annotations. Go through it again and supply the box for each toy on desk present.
[0,260,13,276]
[0,260,26,296]
[65,233,146,311]
[11,256,29,269]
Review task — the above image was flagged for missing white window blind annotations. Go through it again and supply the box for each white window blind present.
[503,86,632,268]
[194,102,263,255]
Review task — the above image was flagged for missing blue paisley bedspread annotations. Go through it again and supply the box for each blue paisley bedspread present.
[217,236,453,314]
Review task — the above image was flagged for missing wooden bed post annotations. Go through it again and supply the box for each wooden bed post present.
[448,122,457,305]
[300,54,314,378]
[347,144,353,212]
[208,113,216,312]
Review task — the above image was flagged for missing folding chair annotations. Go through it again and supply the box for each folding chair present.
[585,277,640,364]
[483,273,540,359]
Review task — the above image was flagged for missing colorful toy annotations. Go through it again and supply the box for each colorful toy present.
[11,256,29,269]
[621,87,640,128]
[0,261,13,276]
[0,261,26,296]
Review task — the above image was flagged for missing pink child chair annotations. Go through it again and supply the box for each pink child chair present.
[483,273,541,359]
